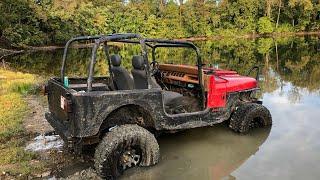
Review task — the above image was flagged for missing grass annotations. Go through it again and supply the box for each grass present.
[0,69,37,94]
[0,69,37,140]
[0,68,46,176]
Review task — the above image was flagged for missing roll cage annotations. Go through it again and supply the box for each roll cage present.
[60,33,205,102]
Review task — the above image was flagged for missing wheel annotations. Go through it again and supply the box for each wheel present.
[229,103,272,133]
[94,124,160,179]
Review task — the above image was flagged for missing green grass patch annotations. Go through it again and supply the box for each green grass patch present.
[0,68,46,175]
[0,69,37,95]
[0,139,36,164]
[0,69,36,141]
[0,93,27,141]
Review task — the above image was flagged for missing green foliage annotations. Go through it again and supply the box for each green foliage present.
[257,38,274,54]
[275,23,295,33]
[227,0,259,32]
[1,0,320,47]
[258,17,274,34]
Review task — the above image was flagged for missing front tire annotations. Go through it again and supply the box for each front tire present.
[94,124,160,179]
[229,103,272,133]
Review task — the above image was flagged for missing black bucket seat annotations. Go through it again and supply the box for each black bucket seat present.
[131,55,161,89]
[131,55,182,104]
[110,54,134,90]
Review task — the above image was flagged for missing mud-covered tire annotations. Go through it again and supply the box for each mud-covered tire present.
[229,103,272,133]
[94,124,160,179]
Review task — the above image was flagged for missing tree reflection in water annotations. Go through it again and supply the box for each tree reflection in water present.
[5,35,320,103]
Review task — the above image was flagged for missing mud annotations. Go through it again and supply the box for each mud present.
[22,96,96,179]
[58,168,101,180]
[24,95,53,135]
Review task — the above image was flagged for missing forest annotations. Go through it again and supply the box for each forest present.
[0,0,320,47]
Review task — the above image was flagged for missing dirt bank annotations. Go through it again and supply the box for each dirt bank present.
[24,96,100,179]
[0,95,101,179]
[23,95,53,135]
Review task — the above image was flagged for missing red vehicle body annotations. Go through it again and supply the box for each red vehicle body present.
[207,69,258,108]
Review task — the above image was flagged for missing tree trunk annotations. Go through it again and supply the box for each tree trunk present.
[179,0,183,27]
[276,0,281,29]
[266,0,272,18]
[292,19,295,27]
[275,41,279,71]
[159,0,166,11]
[264,52,270,87]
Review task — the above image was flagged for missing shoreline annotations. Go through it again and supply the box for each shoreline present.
[1,31,319,56]
[179,31,320,41]
[0,48,24,60]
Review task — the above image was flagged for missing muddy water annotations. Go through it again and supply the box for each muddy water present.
[122,80,320,180]
[4,36,320,179]
[122,126,271,180]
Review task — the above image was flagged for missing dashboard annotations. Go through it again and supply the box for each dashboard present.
[158,64,212,91]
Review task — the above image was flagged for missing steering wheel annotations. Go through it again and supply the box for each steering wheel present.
[149,61,160,76]
[149,61,168,90]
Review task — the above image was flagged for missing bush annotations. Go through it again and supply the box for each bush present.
[275,23,295,33]
[216,28,238,37]
[257,38,274,54]
[258,17,274,34]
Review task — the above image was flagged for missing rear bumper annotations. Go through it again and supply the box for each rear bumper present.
[45,112,71,142]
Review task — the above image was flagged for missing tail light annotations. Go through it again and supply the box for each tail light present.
[60,95,72,113]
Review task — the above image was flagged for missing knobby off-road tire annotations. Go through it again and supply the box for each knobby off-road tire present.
[229,103,272,133]
[94,124,160,179]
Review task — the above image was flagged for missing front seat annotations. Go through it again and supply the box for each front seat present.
[110,54,134,90]
[131,55,182,104]
[131,55,161,89]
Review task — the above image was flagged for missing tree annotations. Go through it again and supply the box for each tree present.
[1,0,320,47]
[258,17,274,33]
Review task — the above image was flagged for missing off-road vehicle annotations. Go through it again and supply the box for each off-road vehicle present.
[44,33,272,179]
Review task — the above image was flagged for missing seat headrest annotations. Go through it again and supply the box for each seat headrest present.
[132,55,145,70]
[110,54,121,66]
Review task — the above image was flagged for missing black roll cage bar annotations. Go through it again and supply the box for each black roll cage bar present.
[60,33,204,103]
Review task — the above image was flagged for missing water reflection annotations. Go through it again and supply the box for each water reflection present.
[121,124,271,180]
[5,36,320,94]
[232,80,320,180]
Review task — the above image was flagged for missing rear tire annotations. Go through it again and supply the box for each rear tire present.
[229,103,272,133]
[94,124,160,179]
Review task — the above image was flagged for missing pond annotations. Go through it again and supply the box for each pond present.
[4,35,320,179]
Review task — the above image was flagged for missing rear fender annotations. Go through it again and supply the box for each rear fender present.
[98,103,156,135]
[72,94,157,138]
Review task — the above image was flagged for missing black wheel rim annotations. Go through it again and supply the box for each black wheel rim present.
[118,146,142,172]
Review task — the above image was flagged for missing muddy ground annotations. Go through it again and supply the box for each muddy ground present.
[23,96,53,135]
[8,95,101,179]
